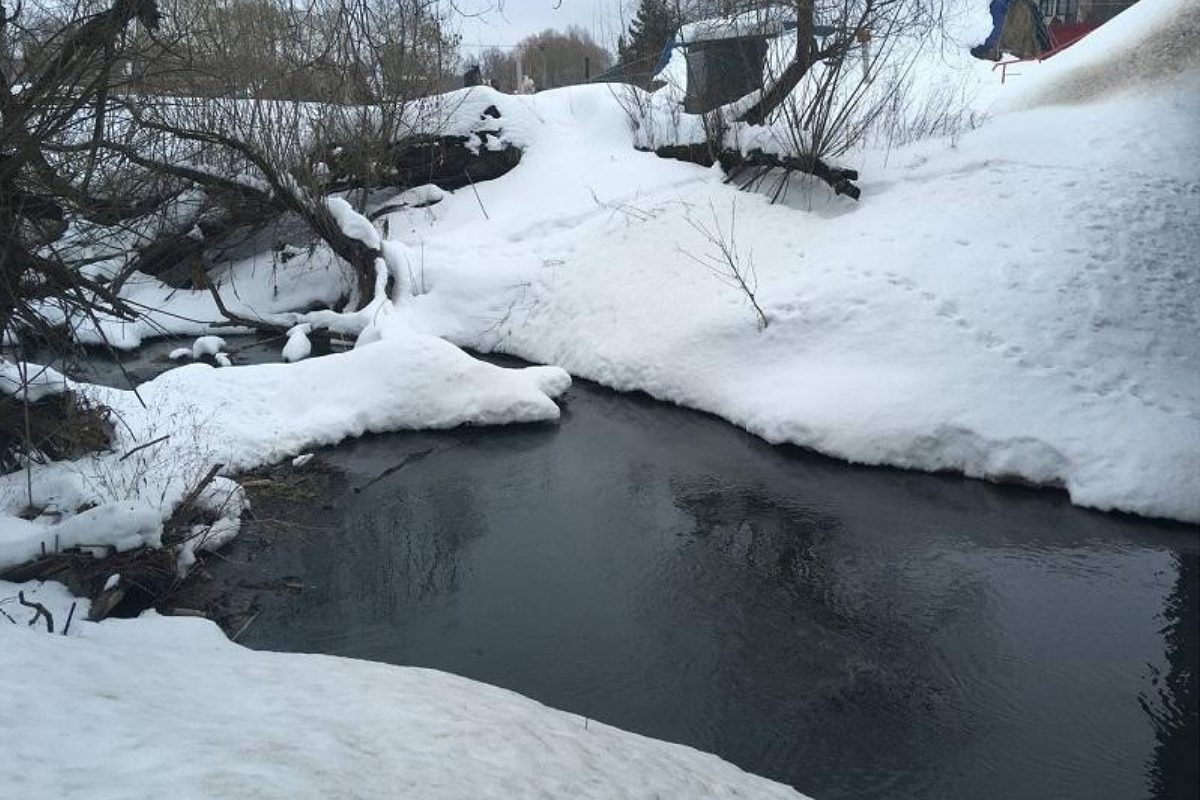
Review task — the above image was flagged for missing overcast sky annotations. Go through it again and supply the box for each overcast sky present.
[453,0,623,54]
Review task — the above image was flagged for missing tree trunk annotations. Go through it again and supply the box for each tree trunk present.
[736,0,817,126]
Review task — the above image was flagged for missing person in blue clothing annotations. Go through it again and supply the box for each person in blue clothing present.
[971,0,1012,60]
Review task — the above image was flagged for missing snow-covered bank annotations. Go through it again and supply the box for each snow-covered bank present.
[0,334,569,569]
[13,0,1191,533]
[370,2,1199,523]
[0,582,808,800]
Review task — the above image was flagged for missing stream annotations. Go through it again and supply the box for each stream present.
[65,343,1200,800]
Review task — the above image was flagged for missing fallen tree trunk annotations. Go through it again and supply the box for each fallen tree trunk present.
[652,144,861,200]
[319,106,523,194]
[390,134,522,192]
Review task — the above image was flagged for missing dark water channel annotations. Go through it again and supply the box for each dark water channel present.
[58,343,1200,800]
[214,377,1199,800]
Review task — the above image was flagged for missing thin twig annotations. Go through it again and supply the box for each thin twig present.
[17,591,54,633]
[231,609,260,642]
[464,170,490,220]
[120,433,170,462]
[62,601,77,636]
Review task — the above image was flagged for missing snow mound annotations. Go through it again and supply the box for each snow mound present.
[0,361,68,402]
[327,196,381,249]
[282,323,313,363]
[0,603,808,800]
[399,184,446,207]
[124,334,571,468]
[0,502,162,568]
[60,242,350,350]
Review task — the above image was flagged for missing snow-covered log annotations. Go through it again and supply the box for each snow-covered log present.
[653,143,861,199]
[316,105,523,193]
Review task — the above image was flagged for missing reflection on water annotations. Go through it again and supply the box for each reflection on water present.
[1144,553,1199,798]
[218,380,1199,800]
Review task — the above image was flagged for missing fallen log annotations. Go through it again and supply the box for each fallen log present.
[390,133,522,192]
[652,144,860,200]
[317,106,523,194]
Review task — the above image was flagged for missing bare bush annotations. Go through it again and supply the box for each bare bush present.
[682,200,768,331]
[612,0,963,199]
[767,0,952,165]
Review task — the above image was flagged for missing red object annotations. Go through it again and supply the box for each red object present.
[992,21,1101,83]
[1048,20,1101,47]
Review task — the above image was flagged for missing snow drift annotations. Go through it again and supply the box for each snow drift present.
[0,582,808,800]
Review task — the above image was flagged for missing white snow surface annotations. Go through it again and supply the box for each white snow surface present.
[282,322,313,362]
[680,6,792,43]
[326,196,382,249]
[123,329,570,468]
[191,335,227,359]
[58,242,351,350]
[371,0,1198,522]
[398,183,447,207]
[1003,0,1200,109]
[0,361,68,402]
[0,585,808,800]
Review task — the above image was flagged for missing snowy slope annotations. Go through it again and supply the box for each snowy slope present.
[379,0,1199,522]
[0,583,808,800]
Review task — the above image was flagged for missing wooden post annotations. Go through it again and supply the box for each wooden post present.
[796,0,815,68]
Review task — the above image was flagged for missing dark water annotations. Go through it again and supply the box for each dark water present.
[18,334,290,388]
[205,378,1200,800]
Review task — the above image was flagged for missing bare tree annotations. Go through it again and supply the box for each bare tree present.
[478,26,613,91]
[1,0,165,342]
[622,0,951,199]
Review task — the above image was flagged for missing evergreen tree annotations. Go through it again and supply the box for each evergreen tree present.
[619,0,681,68]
